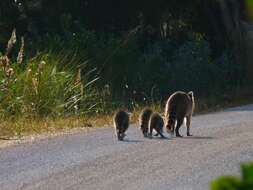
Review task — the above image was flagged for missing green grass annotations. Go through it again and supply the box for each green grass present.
[0,52,104,118]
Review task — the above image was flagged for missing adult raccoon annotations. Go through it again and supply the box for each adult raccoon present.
[165,91,195,137]
[148,113,165,138]
[113,110,130,141]
[139,107,153,137]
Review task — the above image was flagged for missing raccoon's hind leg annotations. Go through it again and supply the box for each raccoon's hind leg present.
[118,133,123,141]
[186,115,192,136]
[155,127,165,138]
[148,127,153,138]
[141,125,148,137]
[118,132,126,141]
[116,128,125,141]
[157,130,165,138]
[121,123,128,140]
[175,118,184,137]
[115,128,121,140]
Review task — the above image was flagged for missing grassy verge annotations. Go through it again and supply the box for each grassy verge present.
[1,86,253,140]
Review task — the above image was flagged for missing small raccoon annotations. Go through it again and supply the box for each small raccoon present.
[139,108,153,137]
[113,110,130,141]
[148,113,165,138]
[165,91,195,137]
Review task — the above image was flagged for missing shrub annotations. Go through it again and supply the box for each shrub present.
[14,29,248,110]
[210,162,253,190]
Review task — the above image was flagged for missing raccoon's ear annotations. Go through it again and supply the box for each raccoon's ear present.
[188,91,194,97]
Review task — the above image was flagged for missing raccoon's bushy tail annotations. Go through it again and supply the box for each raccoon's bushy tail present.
[188,91,195,112]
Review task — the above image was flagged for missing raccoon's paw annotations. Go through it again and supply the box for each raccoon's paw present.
[143,132,149,138]
[147,134,153,139]
[176,133,183,138]
[117,133,126,141]
[154,133,159,137]
[187,133,193,137]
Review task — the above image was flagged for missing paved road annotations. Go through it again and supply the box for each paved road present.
[1,104,253,190]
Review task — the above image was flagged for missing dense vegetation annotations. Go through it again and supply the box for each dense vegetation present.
[211,162,253,190]
[0,0,253,118]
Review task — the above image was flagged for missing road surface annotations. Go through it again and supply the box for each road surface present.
[0,104,253,190]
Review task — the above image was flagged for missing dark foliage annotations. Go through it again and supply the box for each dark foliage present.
[0,0,252,108]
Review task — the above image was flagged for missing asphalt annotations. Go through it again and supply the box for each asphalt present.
[0,104,253,190]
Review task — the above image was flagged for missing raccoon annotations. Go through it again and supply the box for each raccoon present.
[139,107,153,137]
[164,91,195,137]
[148,113,165,138]
[113,110,130,141]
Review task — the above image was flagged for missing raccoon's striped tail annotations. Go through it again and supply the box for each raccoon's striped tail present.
[188,91,195,112]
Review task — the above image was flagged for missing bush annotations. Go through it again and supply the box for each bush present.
[134,33,245,100]
[8,29,247,112]
[210,162,253,190]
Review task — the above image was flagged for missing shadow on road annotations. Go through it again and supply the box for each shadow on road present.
[148,136,172,140]
[183,136,214,140]
[122,139,144,143]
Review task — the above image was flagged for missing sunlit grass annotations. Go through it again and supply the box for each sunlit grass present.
[1,86,253,140]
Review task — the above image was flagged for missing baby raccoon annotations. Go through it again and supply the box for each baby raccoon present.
[165,91,195,137]
[139,107,153,137]
[113,110,130,141]
[148,113,165,138]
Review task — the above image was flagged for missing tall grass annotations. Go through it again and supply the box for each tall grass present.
[0,31,105,119]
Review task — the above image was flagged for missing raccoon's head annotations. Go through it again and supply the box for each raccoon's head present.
[165,119,175,135]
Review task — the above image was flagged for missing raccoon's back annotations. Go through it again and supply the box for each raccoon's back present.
[165,91,192,117]
[139,108,153,126]
[149,113,164,128]
[113,110,129,128]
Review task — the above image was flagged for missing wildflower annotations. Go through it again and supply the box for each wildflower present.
[6,68,14,77]
[0,56,10,70]
[38,61,46,73]
[5,29,16,57]
[17,37,25,65]
[32,77,38,94]
[26,69,32,78]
